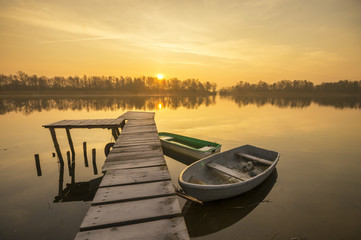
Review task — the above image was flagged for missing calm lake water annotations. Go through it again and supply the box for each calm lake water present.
[0,95,360,240]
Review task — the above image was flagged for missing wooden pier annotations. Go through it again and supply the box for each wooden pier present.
[44,111,190,240]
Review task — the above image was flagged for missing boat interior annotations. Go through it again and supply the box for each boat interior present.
[184,145,278,185]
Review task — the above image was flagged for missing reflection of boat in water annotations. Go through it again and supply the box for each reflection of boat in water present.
[182,169,278,237]
[179,145,280,202]
[159,132,221,160]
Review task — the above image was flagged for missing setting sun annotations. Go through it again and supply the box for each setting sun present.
[156,74,164,80]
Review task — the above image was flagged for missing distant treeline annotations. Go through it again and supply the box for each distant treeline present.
[220,95,361,109]
[220,80,361,95]
[0,71,217,94]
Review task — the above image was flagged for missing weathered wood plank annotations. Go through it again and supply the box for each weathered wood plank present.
[122,111,155,120]
[123,124,157,130]
[125,119,156,126]
[106,151,163,162]
[75,217,189,240]
[102,157,166,171]
[235,152,273,165]
[100,166,171,187]
[113,141,160,148]
[110,144,162,153]
[92,181,175,205]
[122,126,158,134]
[43,118,125,128]
[79,196,182,231]
[117,131,159,138]
[207,162,247,181]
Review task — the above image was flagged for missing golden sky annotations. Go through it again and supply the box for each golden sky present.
[0,0,360,87]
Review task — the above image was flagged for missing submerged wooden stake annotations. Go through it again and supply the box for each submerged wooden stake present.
[34,154,42,176]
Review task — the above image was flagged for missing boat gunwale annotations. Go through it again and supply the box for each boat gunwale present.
[159,132,221,153]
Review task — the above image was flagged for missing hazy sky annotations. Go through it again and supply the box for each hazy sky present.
[0,0,360,87]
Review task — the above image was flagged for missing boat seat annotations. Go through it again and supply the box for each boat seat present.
[160,136,173,140]
[188,176,206,185]
[207,162,247,181]
[198,146,213,151]
[235,152,273,166]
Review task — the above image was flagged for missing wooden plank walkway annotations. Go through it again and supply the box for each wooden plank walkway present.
[71,111,189,240]
[43,118,125,128]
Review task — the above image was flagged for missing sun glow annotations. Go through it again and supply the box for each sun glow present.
[157,74,164,80]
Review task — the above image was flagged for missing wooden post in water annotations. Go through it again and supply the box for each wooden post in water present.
[58,162,64,196]
[66,151,72,177]
[49,128,64,164]
[92,148,98,175]
[65,128,75,159]
[83,142,89,167]
[71,156,75,185]
[34,154,42,176]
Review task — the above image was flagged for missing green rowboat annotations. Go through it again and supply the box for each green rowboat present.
[159,132,221,160]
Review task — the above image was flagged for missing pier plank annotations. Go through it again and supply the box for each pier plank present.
[43,118,124,128]
[106,151,163,162]
[102,156,166,171]
[99,166,171,187]
[110,144,162,153]
[79,196,182,231]
[125,119,156,126]
[122,111,155,119]
[75,217,189,240]
[112,140,160,148]
[92,181,175,205]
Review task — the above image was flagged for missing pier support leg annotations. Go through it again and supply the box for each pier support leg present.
[58,162,64,197]
[111,128,118,140]
[66,128,75,159]
[49,128,64,164]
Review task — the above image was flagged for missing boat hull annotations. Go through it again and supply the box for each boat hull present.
[179,145,280,202]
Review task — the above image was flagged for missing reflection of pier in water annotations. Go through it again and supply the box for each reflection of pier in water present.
[163,149,278,238]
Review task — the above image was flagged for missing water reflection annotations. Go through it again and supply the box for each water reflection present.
[221,95,361,109]
[1,94,360,115]
[54,162,102,203]
[36,133,105,203]
[0,95,216,115]
[183,170,278,237]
